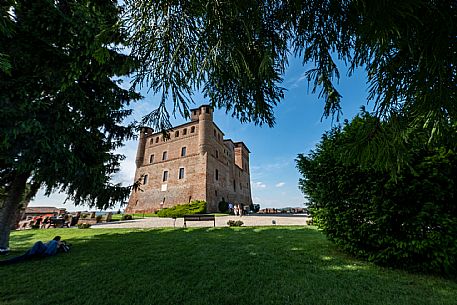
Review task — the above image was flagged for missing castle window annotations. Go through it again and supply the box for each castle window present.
[179,168,185,179]
[193,110,197,115]
[191,126,195,133]
[205,107,209,114]
[163,171,168,182]
[162,151,168,161]
[175,130,179,137]
[155,137,159,143]
[143,174,148,185]
[214,129,216,136]
[150,138,154,145]
[215,150,219,158]
[149,154,154,163]
[215,190,218,197]
[183,128,187,135]
[181,147,187,157]
[233,180,236,192]
[240,183,242,190]
[218,134,221,141]
[215,169,219,181]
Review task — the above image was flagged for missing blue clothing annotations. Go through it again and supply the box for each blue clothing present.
[0,239,60,265]
[27,241,47,256]
[44,240,59,256]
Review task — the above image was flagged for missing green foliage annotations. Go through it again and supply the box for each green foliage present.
[218,200,229,213]
[121,214,133,221]
[227,220,244,227]
[297,113,457,274]
[157,200,206,218]
[125,0,455,157]
[0,0,140,209]
[77,223,91,229]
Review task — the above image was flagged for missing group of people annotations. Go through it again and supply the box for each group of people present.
[228,203,244,216]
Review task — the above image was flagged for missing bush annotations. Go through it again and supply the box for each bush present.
[121,214,133,220]
[95,215,103,223]
[296,113,457,274]
[218,200,229,213]
[227,220,243,227]
[77,223,91,229]
[157,200,206,218]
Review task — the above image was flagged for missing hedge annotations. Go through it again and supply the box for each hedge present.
[157,200,206,218]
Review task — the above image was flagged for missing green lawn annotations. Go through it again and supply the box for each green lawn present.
[1,227,456,305]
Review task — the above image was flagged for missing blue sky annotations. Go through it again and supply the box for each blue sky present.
[30,56,371,211]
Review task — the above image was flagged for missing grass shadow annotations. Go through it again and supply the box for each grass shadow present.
[0,227,456,305]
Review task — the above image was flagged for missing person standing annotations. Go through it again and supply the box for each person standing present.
[228,202,234,214]
[234,204,239,216]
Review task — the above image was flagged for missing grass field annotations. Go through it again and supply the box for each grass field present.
[1,227,456,305]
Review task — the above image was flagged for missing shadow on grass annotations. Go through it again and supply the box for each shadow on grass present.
[1,227,456,305]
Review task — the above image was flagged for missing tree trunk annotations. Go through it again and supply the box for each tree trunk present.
[0,172,30,249]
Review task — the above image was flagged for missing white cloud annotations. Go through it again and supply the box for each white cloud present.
[275,182,285,188]
[253,181,267,189]
[285,71,307,89]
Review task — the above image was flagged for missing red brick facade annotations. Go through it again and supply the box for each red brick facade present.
[126,105,252,213]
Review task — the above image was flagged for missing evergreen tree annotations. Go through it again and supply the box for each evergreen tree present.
[126,0,456,169]
[0,0,140,250]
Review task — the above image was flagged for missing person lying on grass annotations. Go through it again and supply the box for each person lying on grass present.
[0,236,70,265]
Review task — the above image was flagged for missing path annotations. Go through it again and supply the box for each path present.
[92,214,309,229]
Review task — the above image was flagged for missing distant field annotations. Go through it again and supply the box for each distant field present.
[1,227,455,305]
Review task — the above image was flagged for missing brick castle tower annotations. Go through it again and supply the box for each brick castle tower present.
[125,105,252,213]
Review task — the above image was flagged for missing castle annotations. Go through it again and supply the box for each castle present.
[125,105,252,213]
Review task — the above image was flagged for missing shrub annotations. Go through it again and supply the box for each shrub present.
[77,223,91,229]
[227,220,243,227]
[95,215,103,223]
[121,214,133,220]
[296,113,457,274]
[157,200,206,218]
[218,200,228,213]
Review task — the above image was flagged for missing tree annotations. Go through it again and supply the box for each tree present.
[296,112,457,273]
[125,0,456,169]
[0,0,140,250]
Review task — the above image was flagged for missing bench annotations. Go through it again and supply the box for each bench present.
[48,218,69,228]
[183,214,215,227]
